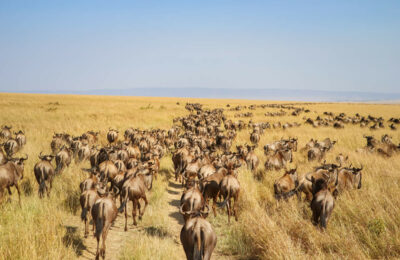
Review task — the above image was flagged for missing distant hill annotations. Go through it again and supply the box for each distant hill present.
[11,88,400,102]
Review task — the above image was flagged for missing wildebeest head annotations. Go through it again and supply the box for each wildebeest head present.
[38,152,54,161]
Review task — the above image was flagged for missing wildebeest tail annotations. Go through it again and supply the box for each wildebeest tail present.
[81,194,89,221]
[55,157,62,174]
[193,226,205,260]
[118,189,128,213]
[320,201,329,229]
[217,188,231,208]
[95,202,105,238]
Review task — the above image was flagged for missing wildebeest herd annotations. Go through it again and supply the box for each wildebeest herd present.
[0,102,399,260]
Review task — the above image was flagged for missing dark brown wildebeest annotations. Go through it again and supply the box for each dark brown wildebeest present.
[55,146,72,174]
[265,149,292,171]
[218,173,240,223]
[0,155,27,205]
[4,138,19,156]
[274,167,299,200]
[91,190,118,260]
[180,205,217,260]
[14,130,26,147]
[0,125,12,140]
[119,173,150,230]
[34,152,55,198]
[308,173,337,229]
[107,128,119,145]
[80,187,100,238]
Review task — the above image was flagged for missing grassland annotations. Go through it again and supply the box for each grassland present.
[0,93,399,260]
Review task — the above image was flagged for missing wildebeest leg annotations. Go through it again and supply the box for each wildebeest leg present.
[234,194,239,221]
[226,198,231,224]
[312,211,319,226]
[132,200,138,226]
[95,232,100,260]
[15,184,21,207]
[139,195,148,220]
[101,222,111,259]
[124,201,128,231]
[212,196,217,217]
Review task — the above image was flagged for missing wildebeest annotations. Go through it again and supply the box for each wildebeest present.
[0,145,6,165]
[180,205,217,260]
[34,152,55,198]
[4,138,19,156]
[274,167,299,200]
[0,125,12,140]
[55,146,72,174]
[80,187,100,237]
[119,173,150,230]
[336,165,362,193]
[265,149,292,171]
[218,174,240,223]
[308,173,337,229]
[91,190,118,260]
[14,130,26,147]
[107,129,119,145]
[0,155,27,205]
[308,147,328,162]
[180,181,205,222]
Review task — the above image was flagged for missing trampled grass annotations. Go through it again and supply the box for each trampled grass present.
[0,93,399,259]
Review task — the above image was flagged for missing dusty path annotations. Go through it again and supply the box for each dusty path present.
[64,175,234,259]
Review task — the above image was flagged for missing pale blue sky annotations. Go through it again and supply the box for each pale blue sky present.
[0,1,399,93]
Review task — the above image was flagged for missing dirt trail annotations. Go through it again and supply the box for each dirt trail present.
[64,176,233,259]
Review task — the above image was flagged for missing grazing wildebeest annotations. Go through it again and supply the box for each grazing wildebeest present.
[180,205,217,260]
[0,155,27,205]
[274,167,299,200]
[34,152,55,198]
[119,172,151,230]
[91,190,118,260]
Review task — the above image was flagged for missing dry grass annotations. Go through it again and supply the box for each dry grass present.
[0,93,399,259]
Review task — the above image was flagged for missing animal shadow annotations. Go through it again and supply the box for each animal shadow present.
[62,225,86,256]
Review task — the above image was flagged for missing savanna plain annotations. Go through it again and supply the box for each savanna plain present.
[0,93,400,260]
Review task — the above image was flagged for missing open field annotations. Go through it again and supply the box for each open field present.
[0,93,400,260]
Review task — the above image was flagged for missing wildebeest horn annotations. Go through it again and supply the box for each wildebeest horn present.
[360,164,363,170]
[200,204,210,215]
[305,174,312,182]
[179,204,190,215]
[22,154,28,160]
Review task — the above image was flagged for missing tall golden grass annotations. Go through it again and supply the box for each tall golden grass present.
[0,93,399,259]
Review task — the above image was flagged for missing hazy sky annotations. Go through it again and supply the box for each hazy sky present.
[0,1,399,93]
